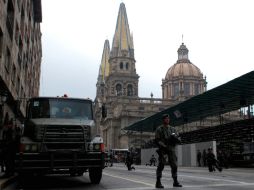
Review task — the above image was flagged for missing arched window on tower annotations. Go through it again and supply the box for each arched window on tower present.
[126,62,129,70]
[120,62,123,69]
[116,84,122,96]
[101,89,104,96]
[127,84,133,96]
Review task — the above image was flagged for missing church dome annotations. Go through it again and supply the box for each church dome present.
[165,62,203,79]
[162,43,207,101]
[165,43,203,79]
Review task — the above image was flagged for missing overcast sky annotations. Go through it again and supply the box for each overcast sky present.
[40,0,254,100]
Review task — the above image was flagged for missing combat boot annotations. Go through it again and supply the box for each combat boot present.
[173,177,182,187]
[155,178,164,188]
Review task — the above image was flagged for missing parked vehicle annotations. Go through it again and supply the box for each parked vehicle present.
[15,96,105,184]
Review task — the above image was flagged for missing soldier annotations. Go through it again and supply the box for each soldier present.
[155,114,182,188]
[125,151,135,171]
[197,149,202,167]
[207,148,222,172]
[149,154,157,166]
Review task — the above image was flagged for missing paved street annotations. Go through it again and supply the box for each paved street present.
[4,164,254,190]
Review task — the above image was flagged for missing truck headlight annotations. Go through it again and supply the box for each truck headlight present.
[31,144,38,152]
[87,143,104,152]
[22,144,38,152]
[24,144,31,151]
[94,144,100,150]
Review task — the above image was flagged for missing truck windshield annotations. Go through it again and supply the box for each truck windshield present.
[28,98,93,120]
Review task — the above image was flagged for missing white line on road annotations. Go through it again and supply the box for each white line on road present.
[182,183,254,188]
[178,174,249,184]
[106,167,251,186]
[121,167,249,184]
[103,172,155,187]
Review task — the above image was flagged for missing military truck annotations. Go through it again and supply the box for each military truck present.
[15,96,105,184]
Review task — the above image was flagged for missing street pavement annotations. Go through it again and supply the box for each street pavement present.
[2,164,254,189]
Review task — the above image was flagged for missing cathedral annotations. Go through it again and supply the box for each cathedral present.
[94,3,206,150]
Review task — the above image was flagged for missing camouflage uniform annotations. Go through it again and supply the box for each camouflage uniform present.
[155,122,182,188]
[155,124,178,179]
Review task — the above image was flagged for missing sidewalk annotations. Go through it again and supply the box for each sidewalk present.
[0,173,16,190]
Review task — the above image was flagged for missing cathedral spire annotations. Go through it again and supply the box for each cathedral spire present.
[98,40,110,83]
[111,3,134,58]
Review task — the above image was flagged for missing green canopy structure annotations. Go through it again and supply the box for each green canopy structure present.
[124,71,254,132]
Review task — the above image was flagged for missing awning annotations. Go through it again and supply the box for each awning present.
[124,70,254,132]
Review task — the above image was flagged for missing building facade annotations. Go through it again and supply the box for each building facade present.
[94,3,206,150]
[0,0,42,132]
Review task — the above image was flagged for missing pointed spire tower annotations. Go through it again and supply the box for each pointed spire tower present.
[96,40,110,99]
[107,3,139,97]
[111,3,134,58]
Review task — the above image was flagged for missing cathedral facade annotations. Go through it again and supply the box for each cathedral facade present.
[94,3,206,150]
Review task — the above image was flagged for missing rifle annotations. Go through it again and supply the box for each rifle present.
[156,133,182,155]
[168,133,182,145]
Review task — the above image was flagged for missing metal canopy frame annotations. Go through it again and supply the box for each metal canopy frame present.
[124,71,254,132]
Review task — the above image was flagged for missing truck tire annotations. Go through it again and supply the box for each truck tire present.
[89,168,102,184]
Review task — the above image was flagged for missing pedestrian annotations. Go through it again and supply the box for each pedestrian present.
[197,150,202,167]
[2,118,16,177]
[149,154,157,166]
[109,153,113,167]
[125,151,135,171]
[202,149,207,167]
[217,150,225,168]
[0,139,5,173]
[0,113,9,173]
[206,148,222,172]
[155,114,182,188]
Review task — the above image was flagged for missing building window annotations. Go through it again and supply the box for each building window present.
[11,64,16,84]
[194,83,199,95]
[6,0,15,40]
[126,62,129,70]
[120,62,123,69]
[139,107,144,110]
[116,84,122,96]
[15,22,20,45]
[184,83,190,96]
[21,7,25,37]
[16,77,20,94]
[127,84,133,96]
[5,48,11,72]
[173,83,179,98]
[18,52,22,69]
[101,89,104,96]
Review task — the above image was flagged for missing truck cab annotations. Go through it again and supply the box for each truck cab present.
[15,97,104,184]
